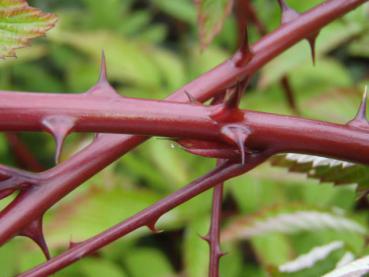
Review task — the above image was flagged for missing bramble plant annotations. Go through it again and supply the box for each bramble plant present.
[0,0,369,276]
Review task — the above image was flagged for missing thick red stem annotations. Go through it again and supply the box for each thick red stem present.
[0,94,368,164]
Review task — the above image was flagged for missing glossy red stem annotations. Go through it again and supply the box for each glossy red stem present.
[0,93,368,164]
[0,0,365,270]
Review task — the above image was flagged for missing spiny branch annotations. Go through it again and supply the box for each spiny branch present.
[202,163,226,277]
[19,153,271,277]
[202,97,229,277]
[277,0,319,65]
[0,0,364,265]
[238,0,299,114]
[1,91,369,164]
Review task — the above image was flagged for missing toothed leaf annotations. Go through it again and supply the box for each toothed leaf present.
[195,0,233,49]
[278,241,344,274]
[271,154,369,192]
[0,0,57,59]
[221,205,366,242]
[323,255,369,277]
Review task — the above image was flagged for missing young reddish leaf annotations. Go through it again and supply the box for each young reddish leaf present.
[195,0,233,49]
[0,0,57,59]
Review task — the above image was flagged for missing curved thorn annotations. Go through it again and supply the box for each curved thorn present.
[348,86,368,129]
[146,217,161,233]
[234,28,253,67]
[278,0,300,24]
[184,90,200,104]
[200,234,211,244]
[277,0,319,64]
[19,217,50,260]
[68,240,81,250]
[221,124,251,165]
[42,115,76,164]
[225,87,240,110]
[219,251,228,258]
[225,79,249,109]
[307,34,318,66]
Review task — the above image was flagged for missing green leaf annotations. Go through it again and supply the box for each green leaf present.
[271,154,369,192]
[79,258,128,277]
[221,204,366,242]
[49,30,163,88]
[252,233,293,266]
[0,0,57,59]
[152,0,196,24]
[183,216,210,277]
[45,186,163,243]
[123,247,174,277]
[195,0,233,49]
[259,20,363,87]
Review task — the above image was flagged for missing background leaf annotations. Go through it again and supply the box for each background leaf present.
[0,0,57,58]
[323,255,369,277]
[221,204,366,242]
[195,0,233,49]
[271,154,369,192]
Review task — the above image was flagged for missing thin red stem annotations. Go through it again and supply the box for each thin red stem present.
[4,133,44,172]
[207,181,224,277]
[239,0,299,114]
[20,154,270,276]
[207,92,227,277]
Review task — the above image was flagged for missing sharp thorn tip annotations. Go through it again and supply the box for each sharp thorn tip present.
[307,35,318,66]
[99,50,108,83]
[42,116,76,165]
[19,217,50,260]
[347,87,369,129]
[184,90,198,104]
[221,124,251,164]
[236,136,246,165]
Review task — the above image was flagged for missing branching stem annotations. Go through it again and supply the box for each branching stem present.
[20,155,270,276]
[0,1,365,274]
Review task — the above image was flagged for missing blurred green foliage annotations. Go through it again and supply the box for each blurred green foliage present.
[0,0,368,276]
